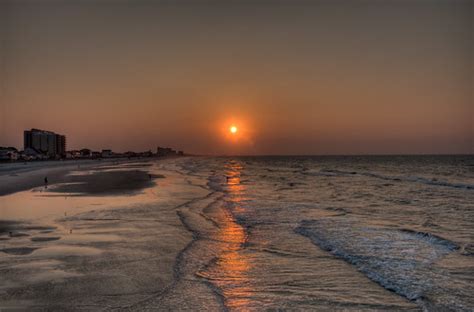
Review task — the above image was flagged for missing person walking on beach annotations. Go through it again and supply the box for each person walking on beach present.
[44,176,48,188]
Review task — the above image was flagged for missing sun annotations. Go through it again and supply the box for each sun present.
[230,125,238,134]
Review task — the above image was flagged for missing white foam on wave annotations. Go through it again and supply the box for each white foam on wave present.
[303,169,474,190]
[296,218,472,311]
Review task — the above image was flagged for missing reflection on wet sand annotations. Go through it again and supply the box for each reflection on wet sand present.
[0,160,200,310]
[216,216,252,309]
[211,161,253,309]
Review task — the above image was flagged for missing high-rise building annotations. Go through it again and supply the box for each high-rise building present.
[56,134,66,156]
[24,129,67,158]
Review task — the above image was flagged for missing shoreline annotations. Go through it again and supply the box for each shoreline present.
[0,157,205,310]
[0,158,123,196]
[0,157,184,196]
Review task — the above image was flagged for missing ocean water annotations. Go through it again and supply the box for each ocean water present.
[168,155,474,311]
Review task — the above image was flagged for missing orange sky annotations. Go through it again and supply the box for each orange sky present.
[0,0,472,155]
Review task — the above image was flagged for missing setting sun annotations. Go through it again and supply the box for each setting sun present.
[230,126,238,134]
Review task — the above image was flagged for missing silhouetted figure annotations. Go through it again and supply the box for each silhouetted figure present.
[149,174,152,180]
[9,232,13,237]
[44,176,48,188]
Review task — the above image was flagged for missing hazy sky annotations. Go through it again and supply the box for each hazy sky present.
[1,0,472,155]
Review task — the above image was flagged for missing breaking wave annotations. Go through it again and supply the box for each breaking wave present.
[296,218,472,311]
[303,169,474,190]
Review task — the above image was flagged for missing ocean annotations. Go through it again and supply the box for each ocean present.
[170,155,474,311]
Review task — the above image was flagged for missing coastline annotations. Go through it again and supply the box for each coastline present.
[0,159,121,196]
[0,157,208,310]
[0,157,179,196]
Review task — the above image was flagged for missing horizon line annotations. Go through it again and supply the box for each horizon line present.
[192,153,474,157]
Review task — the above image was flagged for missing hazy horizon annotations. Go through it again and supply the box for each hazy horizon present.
[1,0,472,155]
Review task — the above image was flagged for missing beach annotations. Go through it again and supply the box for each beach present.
[0,158,205,310]
[0,156,473,311]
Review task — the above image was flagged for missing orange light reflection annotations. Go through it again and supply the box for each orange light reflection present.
[218,161,253,309]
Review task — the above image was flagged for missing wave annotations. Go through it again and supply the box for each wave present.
[303,169,474,190]
[295,218,473,311]
[207,175,225,192]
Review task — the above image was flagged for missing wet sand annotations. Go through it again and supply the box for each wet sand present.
[0,159,127,196]
[0,158,205,310]
[50,170,161,195]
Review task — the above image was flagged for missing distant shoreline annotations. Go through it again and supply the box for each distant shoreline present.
[0,156,182,196]
[211,153,474,157]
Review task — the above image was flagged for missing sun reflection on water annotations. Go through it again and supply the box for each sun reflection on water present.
[215,161,253,309]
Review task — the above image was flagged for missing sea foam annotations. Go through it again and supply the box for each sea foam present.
[296,218,471,311]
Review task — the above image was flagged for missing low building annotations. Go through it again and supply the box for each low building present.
[139,150,153,157]
[68,150,82,158]
[80,149,91,158]
[157,147,177,157]
[101,149,113,158]
[0,147,19,161]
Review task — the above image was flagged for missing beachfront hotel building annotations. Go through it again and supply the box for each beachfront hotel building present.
[157,146,177,156]
[24,128,66,158]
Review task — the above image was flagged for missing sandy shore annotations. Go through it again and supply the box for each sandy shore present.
[0,159,130,196]
[0,157,207,310]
